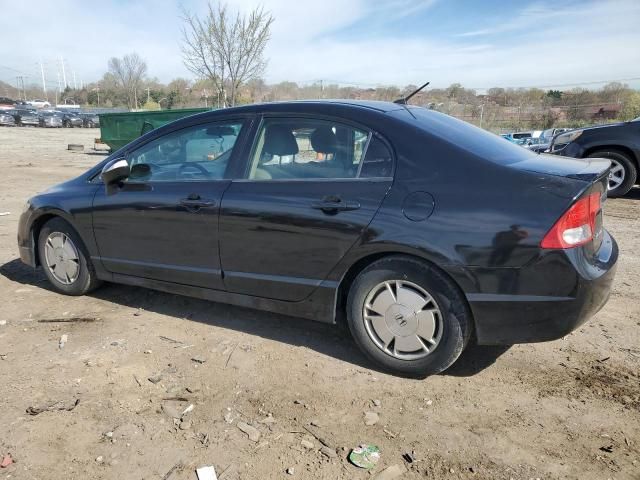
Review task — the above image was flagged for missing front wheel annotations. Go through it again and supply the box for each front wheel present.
[37,218,102,295]
[346,256,472,377]
[587,150,637,197]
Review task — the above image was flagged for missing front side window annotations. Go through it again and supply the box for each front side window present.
[126,121,243,182]
[247,118,375,180]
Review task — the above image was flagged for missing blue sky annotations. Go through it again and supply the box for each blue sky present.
[1,0,639,91]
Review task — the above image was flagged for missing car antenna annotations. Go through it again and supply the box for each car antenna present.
[393,81,430,105]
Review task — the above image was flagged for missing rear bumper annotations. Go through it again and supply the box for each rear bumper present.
[467,231,618,345]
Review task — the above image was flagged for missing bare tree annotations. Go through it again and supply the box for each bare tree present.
[181,2,274,107]
[108,53,148,109]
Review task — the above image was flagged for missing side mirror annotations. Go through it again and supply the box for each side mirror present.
[101,158,130,185]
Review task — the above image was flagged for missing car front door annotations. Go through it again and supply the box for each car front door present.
[218,116,394,301]
[92,119,248,290]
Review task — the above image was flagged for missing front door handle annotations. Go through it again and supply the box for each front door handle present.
[311,196,360,213]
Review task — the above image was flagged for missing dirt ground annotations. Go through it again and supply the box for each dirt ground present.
[0,126,638,480]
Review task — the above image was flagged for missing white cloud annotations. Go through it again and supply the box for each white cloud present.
[0,0,639,92]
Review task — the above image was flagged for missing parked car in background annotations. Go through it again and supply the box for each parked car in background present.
[80,113,100,128]
[59,111,83,128]
[0,110,17,126]
[0,97,17,109]
[511,131,533,140]
[522,136,544,149]
[527,128,572,154]
[10,109,39,127]
[541,128,570,142]
[38,111,63,128]
[17,100,617,376]
[550,119,640,197]
[27,99,51,108]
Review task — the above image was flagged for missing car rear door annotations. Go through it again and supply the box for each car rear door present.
[218,115,394,301]
[92,118,249,290]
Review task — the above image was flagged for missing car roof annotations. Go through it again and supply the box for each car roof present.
[210,99,407,115]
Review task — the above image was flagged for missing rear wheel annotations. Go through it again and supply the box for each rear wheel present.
[587,150,637,197]
[37,218,102,295]
[346,256,472,376]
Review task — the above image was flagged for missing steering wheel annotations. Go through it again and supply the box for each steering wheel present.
[178,162,210,178]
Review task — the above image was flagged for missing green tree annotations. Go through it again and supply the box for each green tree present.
[620,91,640,120]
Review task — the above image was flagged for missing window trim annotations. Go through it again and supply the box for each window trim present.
[241,114,394,183]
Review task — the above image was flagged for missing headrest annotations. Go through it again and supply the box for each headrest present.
[263,125,299,156]
[310,126,337,154]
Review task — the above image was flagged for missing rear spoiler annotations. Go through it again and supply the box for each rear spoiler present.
[565,157,611,183]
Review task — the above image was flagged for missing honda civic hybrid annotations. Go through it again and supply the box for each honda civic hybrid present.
[17,100,617,376]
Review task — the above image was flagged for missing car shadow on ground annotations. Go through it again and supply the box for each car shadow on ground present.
[622,186,640,200]
[1,258,510,379]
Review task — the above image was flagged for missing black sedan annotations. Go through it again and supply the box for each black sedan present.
[11,109,39,127]
[550,118,640,197]
[0,110,17,126]
[17,100,617,376]
[59,111,83,128]
[81,113,100,128]
[38,111,63,128]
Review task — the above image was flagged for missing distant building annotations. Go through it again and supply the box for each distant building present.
[586,103,622,120]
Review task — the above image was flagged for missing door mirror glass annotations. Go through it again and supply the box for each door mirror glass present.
[101,158,130,184]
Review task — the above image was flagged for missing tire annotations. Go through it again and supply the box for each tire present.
[587,150,637,197]
[346,256,472,377]
[37,218,102,296]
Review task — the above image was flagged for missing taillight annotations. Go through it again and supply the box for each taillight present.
[541,192,601,249]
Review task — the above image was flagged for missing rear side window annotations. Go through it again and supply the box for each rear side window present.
[247,118,377,180]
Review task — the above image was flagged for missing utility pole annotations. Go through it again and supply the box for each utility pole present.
[16,76,27,101]
[93,87,100,106]
[145,87,150,103]
[479,103,485,129]
[72,70,77,90]
[39,61,47,99]
[60,56,67,88]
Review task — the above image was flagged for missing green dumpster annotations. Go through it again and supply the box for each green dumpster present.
[97,108,210,152]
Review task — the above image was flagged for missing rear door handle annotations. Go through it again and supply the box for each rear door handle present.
[311,197,360,213]
[180,197,216,210]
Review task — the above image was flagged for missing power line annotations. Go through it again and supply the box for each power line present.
[288,76,640,91]
[468,77,640,91]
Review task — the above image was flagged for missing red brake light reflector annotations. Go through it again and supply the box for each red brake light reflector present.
[541,192,601,249]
